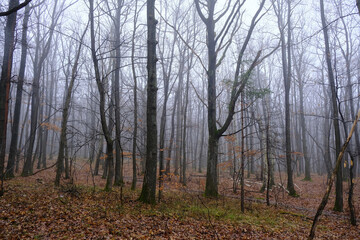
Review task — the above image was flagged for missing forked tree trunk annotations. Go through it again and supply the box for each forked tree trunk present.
[195,0,265,197]
[90,0,114,191]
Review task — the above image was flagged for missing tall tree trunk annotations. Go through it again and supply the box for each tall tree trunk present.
[23,0,59,176]
[166,93,178,175]
[16,93,31,173]
[181,55,191,186]
[285,0,296,196]
[195,0,265,197]
[320,0,343,211]
[42,47,58,168]
[322,70,333,176]
[6,4,29,178]
[174,57,184,176]
[90,0,114,191]
[198,98,205,173]
[240,94,245,212]
[130,0,139,191]
[0,0,19,177]
[202,0,219,197]
[297,63,311,180]
[272,0,296,196]
[55,25,86,186]
[158,17,177,200]
[113,0,123,187]
[138,0,158,204]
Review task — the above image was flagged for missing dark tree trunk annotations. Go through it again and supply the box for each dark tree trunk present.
[320,0,343,212]
[195,0,265,197]
[240,94,245,212]
[23,0,58,177]
[113,0,123,187]
[138,0,158,204]
[0,0,19,177]
[285,0,296,196]
[90,0,114,191]
[94,136,104,176]
[6,4,29,178]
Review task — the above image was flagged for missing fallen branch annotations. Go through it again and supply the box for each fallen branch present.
[308,109,360,240]
[30,162,57,176]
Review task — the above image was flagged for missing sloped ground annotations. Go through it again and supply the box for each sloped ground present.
[0,162,359,239]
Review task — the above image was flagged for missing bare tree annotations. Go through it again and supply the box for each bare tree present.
[138,0,158,204]
[194,0,265,197]
[320,0,343,211]
[5,4,30,178]
[22,0,62,176]
[55,24,87,186]
[271,0,297,196]
[0,0,20,179]
[112,0,124,187]
[131,0,139,190]
[89,0,114,191]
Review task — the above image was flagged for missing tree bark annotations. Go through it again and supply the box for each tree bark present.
[5,4,29,178]
[22,0,59,176]
[89,0,114,191]
[0,0,19,178]
[138,0,158,204]
[113,0,123,187]
[195,0,265,197]
[320,0,343,211]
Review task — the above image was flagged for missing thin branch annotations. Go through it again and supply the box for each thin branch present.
[190,81,208,108]
[0,0,32,17]
[156,8,207,72]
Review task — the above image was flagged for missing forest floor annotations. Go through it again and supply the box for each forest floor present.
[1,160,359,239]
